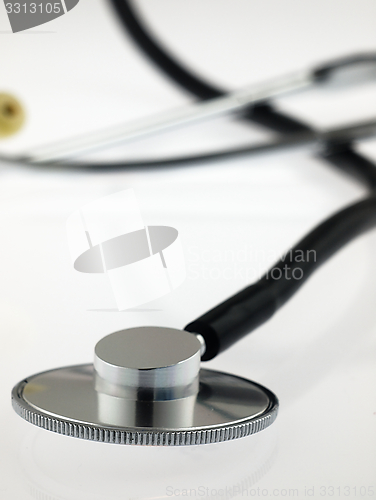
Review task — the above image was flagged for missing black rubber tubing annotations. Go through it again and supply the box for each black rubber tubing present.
[107,0,313,134]
[0,1,372,361]
[186,191,376,360]
[105,0,376,360]
[186,144,376,360]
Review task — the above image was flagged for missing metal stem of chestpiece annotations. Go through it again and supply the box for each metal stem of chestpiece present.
[12,327,278,446]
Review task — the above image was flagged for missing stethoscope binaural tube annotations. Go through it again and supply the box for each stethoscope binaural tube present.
[25,52,376,163]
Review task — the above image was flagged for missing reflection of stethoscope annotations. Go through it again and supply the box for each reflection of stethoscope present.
[9,0,376,445]
[19,413,277,500]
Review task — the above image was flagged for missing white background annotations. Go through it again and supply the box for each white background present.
[1,1,376,499]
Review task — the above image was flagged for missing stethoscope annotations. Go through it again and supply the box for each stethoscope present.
[8,0,376,446]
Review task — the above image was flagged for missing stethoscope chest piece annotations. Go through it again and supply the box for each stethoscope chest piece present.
[12,327,278,446]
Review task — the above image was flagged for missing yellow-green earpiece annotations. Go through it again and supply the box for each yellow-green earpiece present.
[0,93,25,138]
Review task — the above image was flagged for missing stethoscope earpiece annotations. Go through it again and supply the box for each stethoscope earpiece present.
[0,93,25,138]
[12,327,278,446]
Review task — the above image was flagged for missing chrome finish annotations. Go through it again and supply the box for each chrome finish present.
[12,327,278,445]
[195,333,207,357]
[17,55,376,164]
[12,366,278,445]
[6,117,376,168]
[27,70,312,163]
[94,327,201,401]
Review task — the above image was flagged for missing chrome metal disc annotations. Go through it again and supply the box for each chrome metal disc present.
[12,365,278,446]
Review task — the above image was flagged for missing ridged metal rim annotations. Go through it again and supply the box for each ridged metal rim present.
[12,375,278,446]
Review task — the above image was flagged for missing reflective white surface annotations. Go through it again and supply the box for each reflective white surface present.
[1,0,376,498]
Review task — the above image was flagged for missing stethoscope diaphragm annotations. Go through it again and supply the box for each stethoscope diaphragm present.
[12,327,278,446]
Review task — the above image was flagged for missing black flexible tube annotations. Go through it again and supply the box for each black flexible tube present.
[188,194,376,359]
[108,0,221,100]
[106,0,376,361]
[320,143,376,190]
[6,0,376,362]
[107,0,313,134]
[67,2,376,359]
[186,144,376,360]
